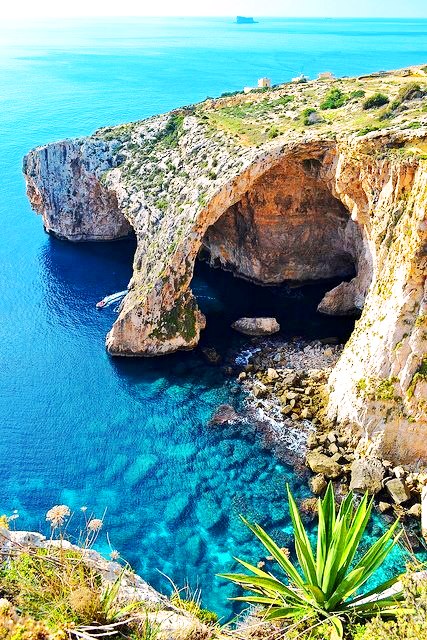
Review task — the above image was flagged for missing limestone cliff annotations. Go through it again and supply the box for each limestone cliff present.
[23,138,132,241]
[23,66,427,463]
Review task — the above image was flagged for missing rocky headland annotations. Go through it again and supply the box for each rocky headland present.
[24,65,427,467]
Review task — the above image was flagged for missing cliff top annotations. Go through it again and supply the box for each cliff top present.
[95,64,427,150]
[82,64,427,235]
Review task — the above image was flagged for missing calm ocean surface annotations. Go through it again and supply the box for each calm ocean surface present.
[1,17,426,618]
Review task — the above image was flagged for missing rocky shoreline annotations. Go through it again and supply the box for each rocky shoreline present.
[227,335,427,541]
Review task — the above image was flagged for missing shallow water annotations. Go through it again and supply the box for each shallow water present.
[1,17,427,618]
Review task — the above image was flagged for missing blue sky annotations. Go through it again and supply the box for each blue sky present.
[3,0,427,19]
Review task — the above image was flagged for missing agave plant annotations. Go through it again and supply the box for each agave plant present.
[219,484,405,638]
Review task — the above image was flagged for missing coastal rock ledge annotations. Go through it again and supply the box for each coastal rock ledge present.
[24,66,427,464]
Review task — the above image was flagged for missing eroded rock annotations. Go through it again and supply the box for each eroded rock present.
[310,474,327,495]
[349,457,385,494]
[231,317,280,336]
[305,451,342,478]
[23,68,427,464]
[385,478,411,504]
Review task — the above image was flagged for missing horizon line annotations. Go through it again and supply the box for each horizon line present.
[2,14,427,20]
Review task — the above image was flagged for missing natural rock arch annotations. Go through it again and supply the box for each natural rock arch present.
[24,121,427,464]
[105,142,369,358]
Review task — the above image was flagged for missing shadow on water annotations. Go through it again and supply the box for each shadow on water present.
[193,260,358,350]
[39,234,137,328]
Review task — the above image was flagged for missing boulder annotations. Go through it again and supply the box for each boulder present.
[306,432,318,449]
[300,408,312,419]
[282,371,300,386]
[305,452,342,479]
[378,501,392,513]
[385,478,411,504]
[349,457,385,494]
[310,474,327,495]
[266,368,279,381]
[253,385,267,399]
[408,503,422,518]
[300,497,318,518]
[231,317,280,336]
[307,111,324,125]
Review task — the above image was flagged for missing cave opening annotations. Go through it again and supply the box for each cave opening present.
[192,155,362,351]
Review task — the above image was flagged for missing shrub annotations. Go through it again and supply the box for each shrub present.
[0,504,147,638]
[350,572,427,640]
[277,95,294,106]
[155,199,168,211]
[379,99,401,120]
[350,89,366,99]
[320,88,347,109]
[268,126,279,139]
[158,113,184,148]
[220,90,240,98]
[220,484,403,639]
[356,125,380,136]
[0,599,58,640]
[363,93,389,110]
[1,548,104,628]
[302,107,316,125]
[397,82,423,102]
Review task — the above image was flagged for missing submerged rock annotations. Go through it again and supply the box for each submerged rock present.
[196,495,224,530]
[231,317,280,336]
[201,346,222,364]
[209,404,240,425]
[164,494,190,522]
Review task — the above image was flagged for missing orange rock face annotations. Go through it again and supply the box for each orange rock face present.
[202,157,356,283]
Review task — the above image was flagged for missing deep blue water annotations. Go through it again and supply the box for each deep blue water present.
[1,17,426,619]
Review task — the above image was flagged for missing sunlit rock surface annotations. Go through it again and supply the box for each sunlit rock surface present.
[24,66,427,463]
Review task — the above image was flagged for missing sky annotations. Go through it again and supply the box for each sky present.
[2,0,427,19]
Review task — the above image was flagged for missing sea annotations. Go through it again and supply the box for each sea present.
[1,17,426,619]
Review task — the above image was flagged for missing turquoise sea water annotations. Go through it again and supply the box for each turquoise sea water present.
[1,17,427,619]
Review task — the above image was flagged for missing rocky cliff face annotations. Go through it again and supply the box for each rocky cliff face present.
[23,68,427,463]
[24,138,132,241]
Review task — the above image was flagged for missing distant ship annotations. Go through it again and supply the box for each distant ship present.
[236,16,257,24]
